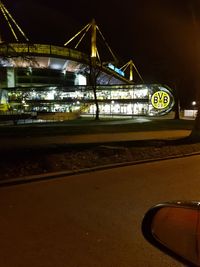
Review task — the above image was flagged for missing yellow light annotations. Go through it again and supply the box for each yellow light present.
[91,19,97,58]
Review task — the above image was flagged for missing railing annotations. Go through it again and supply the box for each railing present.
[0,43,90,63]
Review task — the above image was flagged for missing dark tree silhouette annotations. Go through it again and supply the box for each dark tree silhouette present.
[89,58,101,120]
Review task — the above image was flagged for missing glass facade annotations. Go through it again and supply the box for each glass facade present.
[1,84,174,116]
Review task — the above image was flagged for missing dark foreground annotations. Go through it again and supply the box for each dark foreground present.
[1,137,200,180]
[0,118,196,180]
[1,155,199,266]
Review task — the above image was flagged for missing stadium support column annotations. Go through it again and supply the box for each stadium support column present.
[91,18,97,59]
[129,60,133,81]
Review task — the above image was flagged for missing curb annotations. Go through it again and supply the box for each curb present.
[1,151,200,187]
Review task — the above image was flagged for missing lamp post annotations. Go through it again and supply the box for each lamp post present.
[192,101,197,118]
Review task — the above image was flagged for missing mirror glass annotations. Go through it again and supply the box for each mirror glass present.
[151,206,200,266]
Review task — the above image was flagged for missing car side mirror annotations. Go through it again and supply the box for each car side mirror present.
[142,201,200,267]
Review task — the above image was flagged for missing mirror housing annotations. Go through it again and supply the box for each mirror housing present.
[142,201,200,267]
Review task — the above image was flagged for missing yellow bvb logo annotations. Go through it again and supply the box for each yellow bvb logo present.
[151,91,170,109]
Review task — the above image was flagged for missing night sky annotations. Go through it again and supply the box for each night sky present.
[2,0,200,107]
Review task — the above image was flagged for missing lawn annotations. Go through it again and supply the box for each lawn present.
[0,117,194,138]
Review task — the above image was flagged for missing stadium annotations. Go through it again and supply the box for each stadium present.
[0,2,174,120]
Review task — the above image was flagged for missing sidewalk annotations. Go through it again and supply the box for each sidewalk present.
[0,130,191,149]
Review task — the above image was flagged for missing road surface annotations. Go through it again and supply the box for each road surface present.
[0,155,199,266]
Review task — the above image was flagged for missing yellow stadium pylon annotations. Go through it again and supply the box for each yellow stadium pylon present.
[64,19,117,64]
[0,1,29,42]
[120,60,144,83]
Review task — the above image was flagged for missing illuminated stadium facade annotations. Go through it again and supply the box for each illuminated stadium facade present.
[0,4,174,118]
[0,43,174,117]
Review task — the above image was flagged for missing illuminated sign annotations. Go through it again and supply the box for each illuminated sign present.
[151,91,170,109]
[107,63,125,77]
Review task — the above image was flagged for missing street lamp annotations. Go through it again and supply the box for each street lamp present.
[192,101,196,106]
[192,101,197,118]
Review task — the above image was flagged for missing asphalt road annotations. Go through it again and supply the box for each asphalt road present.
[1,155,199,266]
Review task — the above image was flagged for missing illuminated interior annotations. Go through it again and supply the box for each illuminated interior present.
[1,84,174,116]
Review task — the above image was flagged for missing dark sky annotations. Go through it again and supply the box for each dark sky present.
[2,0,200,106]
